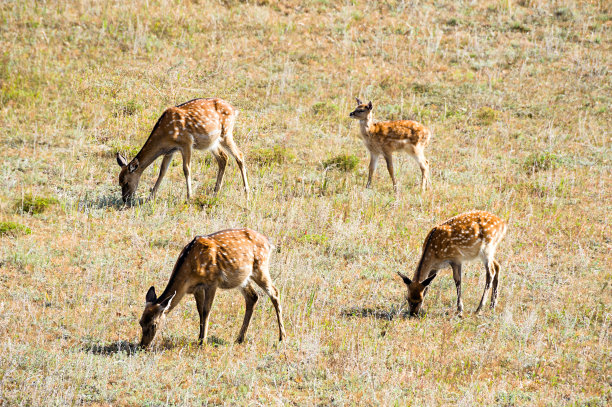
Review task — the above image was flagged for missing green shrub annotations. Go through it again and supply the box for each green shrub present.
[15,194,58,214]
[250,145,296,165]
[0,221,31,237]
[475,106,501,125]
[322,154,359,172]
[523,152,561,173]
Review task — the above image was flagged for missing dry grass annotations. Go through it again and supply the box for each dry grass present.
[0,0,610,405]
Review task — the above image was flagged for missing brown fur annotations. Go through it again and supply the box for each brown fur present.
[116,98,249,202]
[398,211,507,316]
[349,98,431,192]
[139,228,286,348]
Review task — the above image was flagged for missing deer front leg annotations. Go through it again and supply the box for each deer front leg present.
[366,152,380,188]
[451,263,464,315]
[383,151,397,193]
[150,153,174,200]
[413,149,430,191]
[236,283,258,344]
[195,286,217,345]
[181,146,193,199]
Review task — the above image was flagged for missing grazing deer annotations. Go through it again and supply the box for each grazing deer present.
[138,228,286,348]
[115,98,249,203]
[349,98,431,192]
[397,211,507,316]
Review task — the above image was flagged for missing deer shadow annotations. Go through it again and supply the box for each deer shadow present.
[82,335,229,356]
[77,194,146,211]
[340,304,411,321]
[82,340,140,356]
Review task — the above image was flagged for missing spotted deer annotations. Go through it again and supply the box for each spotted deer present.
[349,98,431,192]
[138,228,286,348]
[115,98,249,203]
[397,211,507,316]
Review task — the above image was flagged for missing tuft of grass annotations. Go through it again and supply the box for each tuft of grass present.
[322,154,359,172]
[113,100,142,117]
[15,194,58,214]
[509,22,531,33]
[250,145,296,165]
[312,101,338,116]
[475,106,501,125]
[0,221,31,237]
[523,152,562,174]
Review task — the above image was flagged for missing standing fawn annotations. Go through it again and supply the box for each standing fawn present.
[397,211,507,316]
[116,98,249,203]
[349,98,431,192]
[138,228,286,349]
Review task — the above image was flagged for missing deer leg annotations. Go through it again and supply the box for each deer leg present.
[210,146,228,194]
[195,286,217,344]
[476,260,493,313]
[383,151,397,193]
[490,260,501,309]
[150,153,174,200]
[181,146,193,199]
[252,274,286,342]
[220,138,249,198]
[236,283,259,344]
[413,149,430,190]
[451,263,464,314]
[366,152,380,188]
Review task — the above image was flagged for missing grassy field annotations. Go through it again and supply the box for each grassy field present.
[0,0,610,405]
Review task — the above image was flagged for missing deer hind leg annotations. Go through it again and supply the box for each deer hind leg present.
[236,282,259,344]
[219,120,249,197]
[210,146,228,194]
[490,260,501,309]
[195,285,217,345]
[251,271,286,342]
[413,148,430,190]
[181,145,193,199]
[366,152,380,189]
[150,153,174,200]
[451,263,464,315]
[476,258,494,313]
[383,151,398,193]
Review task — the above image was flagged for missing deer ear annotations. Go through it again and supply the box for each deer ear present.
[128,158,139,173]
[397,271,411,285]
[159,291,176,312]
[145,286,157,303]
[421,275,436,287]
[116,152,128,167]
[367,101,372,109]
[355,97,363,105]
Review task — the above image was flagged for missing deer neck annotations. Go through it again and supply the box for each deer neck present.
[358,114,375,138]
[132,138,168,174]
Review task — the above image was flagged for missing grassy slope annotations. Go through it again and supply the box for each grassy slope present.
[0,0,610,405]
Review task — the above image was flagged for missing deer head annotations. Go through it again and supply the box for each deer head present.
[139,286,176,348]
[349,98,373,120]
[116,153,141,202]
[397,272,436,316]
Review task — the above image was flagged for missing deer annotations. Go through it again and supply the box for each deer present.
[397,211,507,317]
[138,228,286,349]
[349,98,431,192]
[115,98,249,203]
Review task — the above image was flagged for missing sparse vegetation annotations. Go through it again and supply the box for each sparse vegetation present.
[0,0,609,405]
